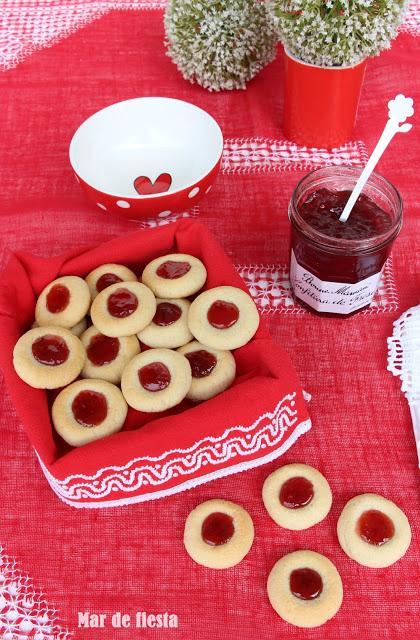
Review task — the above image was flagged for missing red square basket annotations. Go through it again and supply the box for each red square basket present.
[0,219,311,508]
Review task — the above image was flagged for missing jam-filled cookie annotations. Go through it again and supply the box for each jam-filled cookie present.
[337,493,411,568]
[137,298,192,349]
[32,317,87,337]
[184,499,254,569]
[262,464,332,531]
[69,317,88,337]
[90,281,156,337]
[85,263,137,299]
[13,326,85,389]
[188,286,259,350]
[35,276,91,328]
[121,348,191,412]
[267,550,343,628]
[142,253,207,298]
[52,379,127,447]
[80,326,140,385]
[177,341,236,402]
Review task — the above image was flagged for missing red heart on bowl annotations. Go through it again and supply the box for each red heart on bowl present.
[134,173,172,195]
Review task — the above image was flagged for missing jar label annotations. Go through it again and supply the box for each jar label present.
[290,251,382,314]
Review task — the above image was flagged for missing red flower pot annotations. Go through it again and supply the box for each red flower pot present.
[283,48,367,148]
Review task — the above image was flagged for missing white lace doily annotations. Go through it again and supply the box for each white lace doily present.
[388,303,420,466]
[0,545,71,639]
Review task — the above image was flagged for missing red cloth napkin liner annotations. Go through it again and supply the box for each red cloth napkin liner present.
[0,219,310,507]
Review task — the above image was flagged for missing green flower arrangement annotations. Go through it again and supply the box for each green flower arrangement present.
[164,0,278,91]
[267,0,408,67]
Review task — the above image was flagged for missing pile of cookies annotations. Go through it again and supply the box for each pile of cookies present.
[13,254,260,447]
[183,463,412,629]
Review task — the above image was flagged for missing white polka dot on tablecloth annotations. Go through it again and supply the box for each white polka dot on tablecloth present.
[158,210,172,218]
[97,202,107,210]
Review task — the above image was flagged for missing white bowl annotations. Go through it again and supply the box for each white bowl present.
[69,97,224,219]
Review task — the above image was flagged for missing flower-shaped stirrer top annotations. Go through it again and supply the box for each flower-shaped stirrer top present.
[339,94,414,223]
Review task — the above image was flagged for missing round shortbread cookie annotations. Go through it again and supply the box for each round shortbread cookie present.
[69,317,88,337]
[13,326,85,389]
[32,317,87,337]
[121,348,191,412]
[141,253,207,298]
[85,263,137,299]
[137,298,192,348]
[188,286,259,350]
[267,550,343,628]
[90,281,156,337]
[52,378,127,447]
[184,499,254,569]
[35,276,91,328]
[177,340,236,402]
[337,493,411,568]
[80,326,140,384]
[262,464,332,531]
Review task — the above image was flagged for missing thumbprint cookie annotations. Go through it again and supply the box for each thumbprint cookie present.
[262,464,332,531]
[177,341,236,402]
[52,379,127,447]
[121,348,191,412]
[337,493,411,568]
[69,317,88,337]
[142,253,207,298]
[13,326,85,389]
[85,263,137,299]
[35,276,90,328]
[137,298,192,348]
[32,316,87,337]
[184,499,254,569]
[90,281,156,337]
[267,551,343,628]
[188,286,259,350]
[80,326,140,385]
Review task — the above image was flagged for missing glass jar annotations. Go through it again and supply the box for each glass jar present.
[289,166,403,316]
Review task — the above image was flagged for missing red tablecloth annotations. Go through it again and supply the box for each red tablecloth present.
[1,2,419,639]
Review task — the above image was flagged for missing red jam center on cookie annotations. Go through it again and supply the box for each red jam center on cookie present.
[138,362,171,392]
[156,260,191,279]
[153,302,182,326]
[107,288,139,318]
[290,568,323,601]
[72,390,108,427]
[46,284,70,313]
[207,300,239,329]
[201,512,234,546]
[96,272,123,293]
[186,350,217,378]
[279,476,314,509]
[357,509,395,546]
[87,334,120,366]
[32,335,69,366]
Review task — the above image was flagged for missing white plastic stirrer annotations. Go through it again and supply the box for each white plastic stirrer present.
[339,94,414,223]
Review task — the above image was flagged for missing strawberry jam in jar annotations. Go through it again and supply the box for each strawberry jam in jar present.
[289,167,402,316]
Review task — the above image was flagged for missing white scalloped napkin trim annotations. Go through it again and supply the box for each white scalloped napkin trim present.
[35,393,311,508]
[388,303,420,466]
